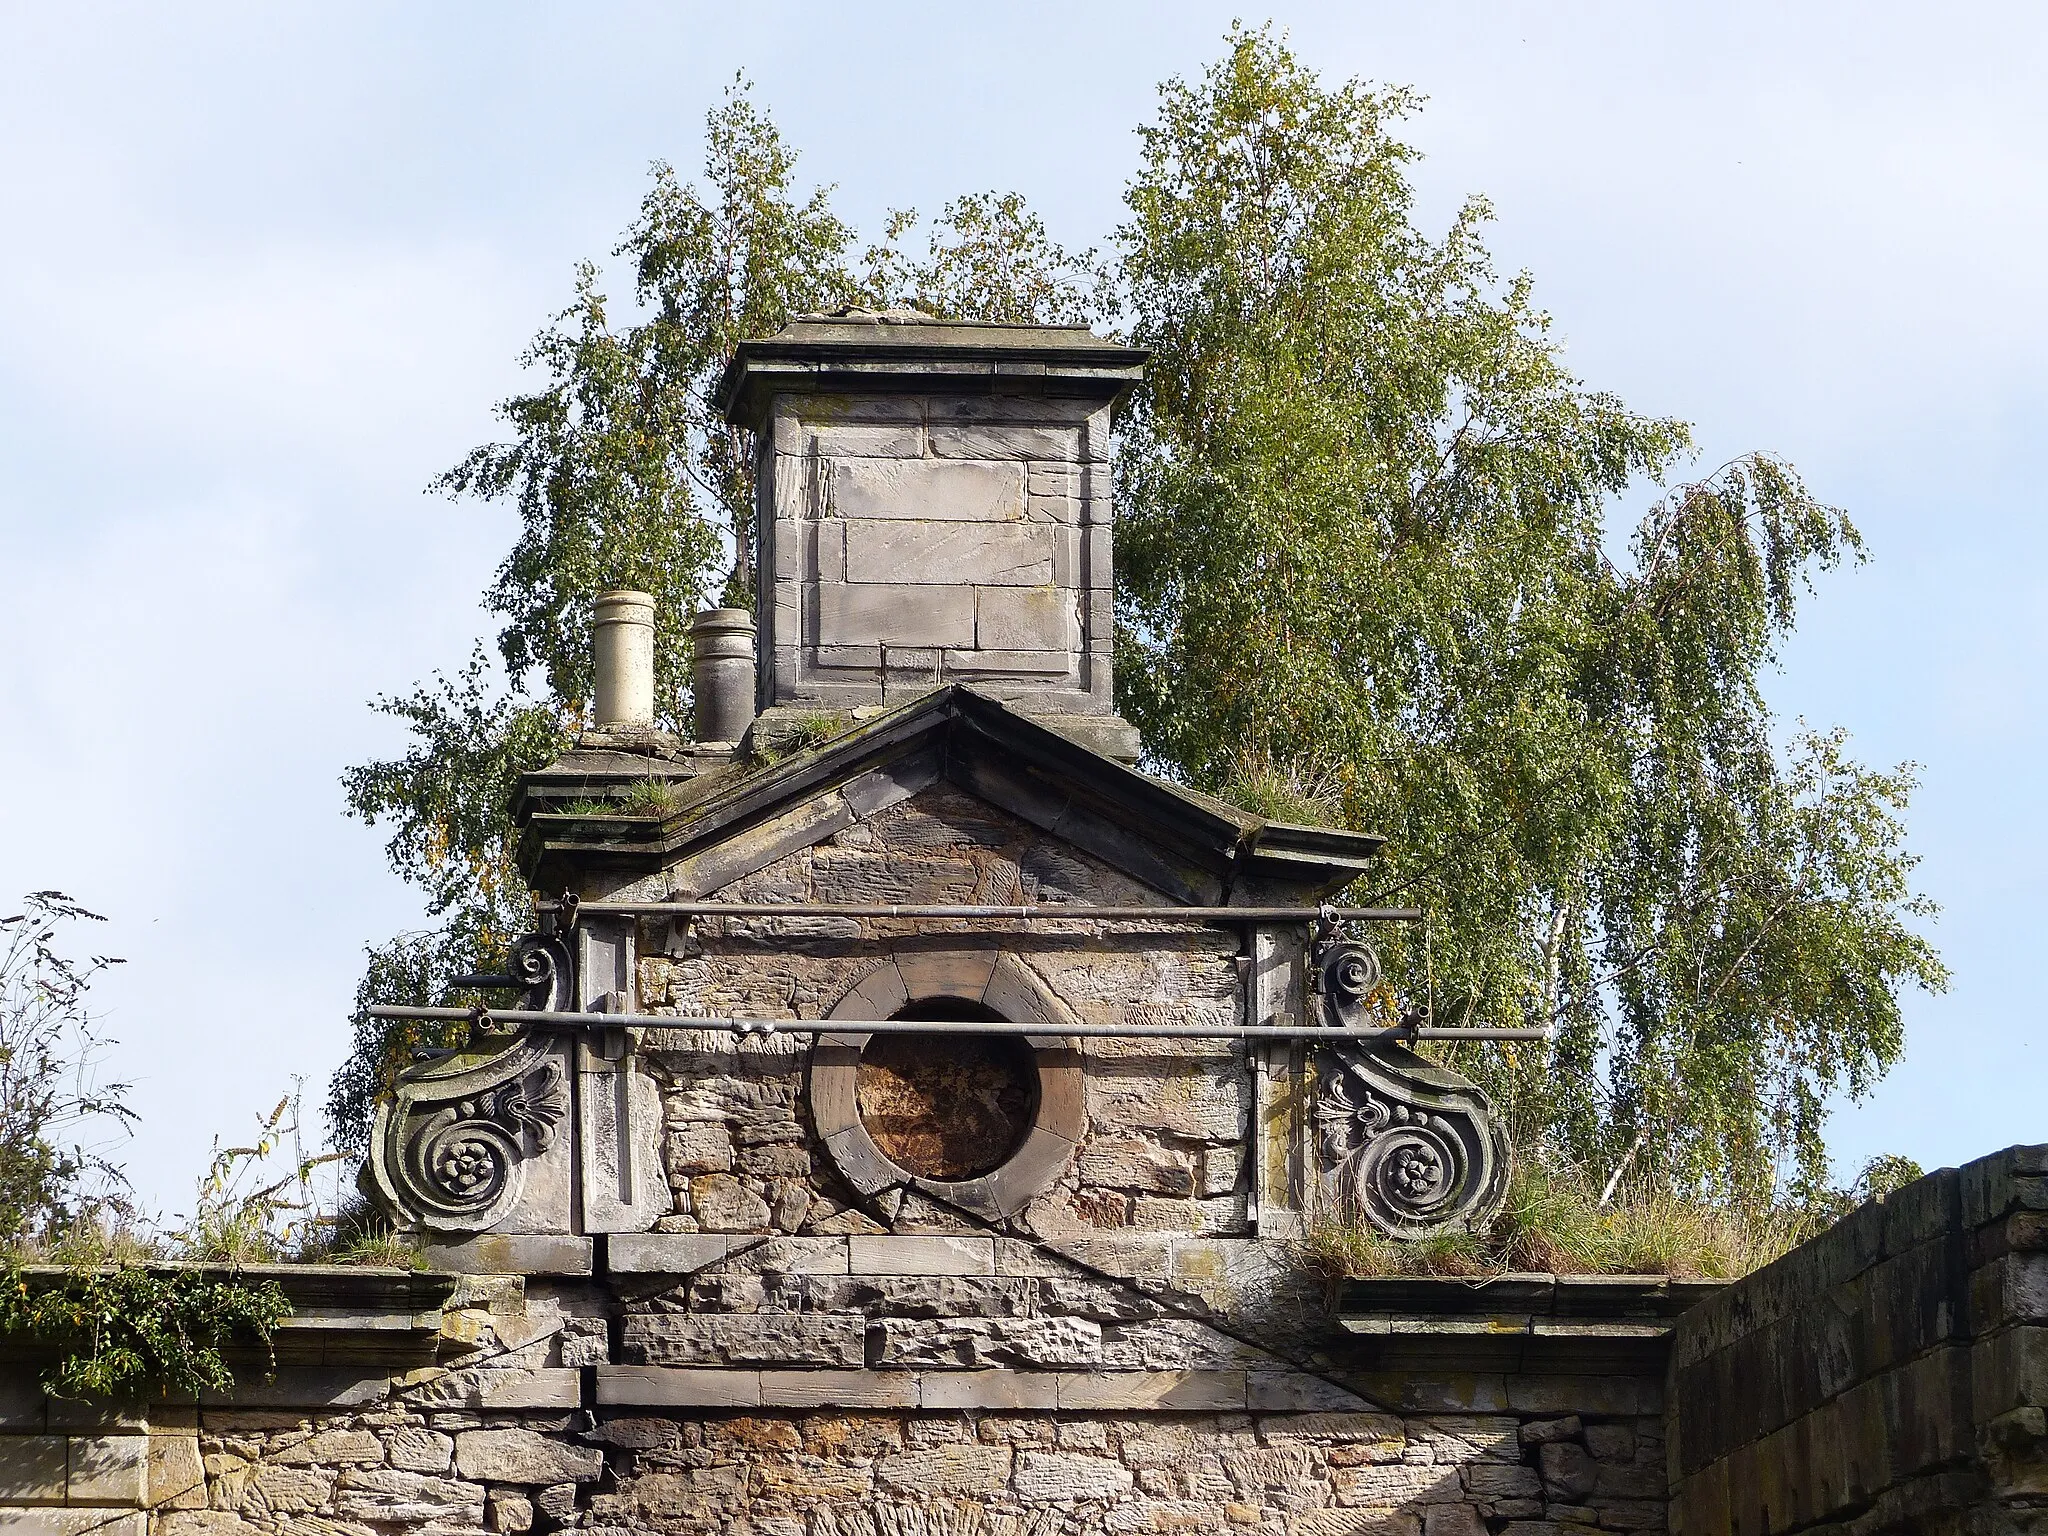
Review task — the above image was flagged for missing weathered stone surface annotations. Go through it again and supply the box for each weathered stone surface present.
[1538,1441,1598,1499]
[488,1487,535,1532]
[0,1435,66,1503]
[1012,1449,1134,1502]
[148,1433,207,1510]
[454,1430,602,1486]
[333,1466,485,1524]
[1078,1136,1197,1196]
[689,1174,772,1230]
[270,1429,384,1466]
[832,459,1025,522]
[622,1313,865,1367]
[243,1464,335,1516]
[874,1443,1012,1495]
[385,1428,453,1474]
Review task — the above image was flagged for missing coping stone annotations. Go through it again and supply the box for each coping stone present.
[918,1371,1061,1411]
[1056,1371,1247,1411]
[424,1235,594,1277]
[757,1370,921,1409]
[596,1368,762,1409]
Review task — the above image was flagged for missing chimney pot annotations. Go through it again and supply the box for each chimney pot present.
[691,607,757,743]
[592,590,656,729]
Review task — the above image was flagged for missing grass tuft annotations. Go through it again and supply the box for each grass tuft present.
[1218,748,1346,826]
[1300,1161,1838,1282]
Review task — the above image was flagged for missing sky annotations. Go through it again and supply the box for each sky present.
[0,2,2040,1221]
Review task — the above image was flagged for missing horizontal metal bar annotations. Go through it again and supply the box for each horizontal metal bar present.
[539,901,1423,924]
[366,1004,1547,1043]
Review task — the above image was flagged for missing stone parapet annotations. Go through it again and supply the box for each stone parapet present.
[1668,1142,2048,1536]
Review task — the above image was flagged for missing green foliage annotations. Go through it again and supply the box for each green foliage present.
[1118,28,1945,1202]
[0,1257,290,1401]
[336,80,1097,1151]
[0,894,136,1242]
[178,1092,344,1266]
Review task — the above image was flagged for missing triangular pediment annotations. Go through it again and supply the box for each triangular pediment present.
[514,687,1380,904]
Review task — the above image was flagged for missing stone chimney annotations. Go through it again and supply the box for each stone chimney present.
[591,589,655,729]
[717,311,1146,760]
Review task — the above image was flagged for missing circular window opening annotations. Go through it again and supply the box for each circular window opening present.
[856,1000,1039,1181]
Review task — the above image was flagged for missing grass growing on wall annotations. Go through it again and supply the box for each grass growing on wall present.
[1300,1162,1848,1281]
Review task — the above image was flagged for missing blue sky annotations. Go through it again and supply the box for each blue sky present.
[0,2,2039,1220]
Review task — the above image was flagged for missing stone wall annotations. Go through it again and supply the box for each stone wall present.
[1667,1143,2048,1536]
[637,782,1254,1242]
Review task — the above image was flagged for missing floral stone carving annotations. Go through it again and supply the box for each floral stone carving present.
[1310,939,1510,1237]
[367,1034,570,1234]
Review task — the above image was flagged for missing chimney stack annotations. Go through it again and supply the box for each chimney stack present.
[591,590,656,729]
[691,608,757,744]
[715,311,1146,760]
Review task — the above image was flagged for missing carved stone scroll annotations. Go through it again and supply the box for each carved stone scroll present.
[367,1034,571,1235]
[1309,938,1510,1237]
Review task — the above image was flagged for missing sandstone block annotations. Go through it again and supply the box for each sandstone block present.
[1463,1463,1542,1499]
[1539,1442,1598,1500]
[875,1443,1013,1495]
[1333,1460,1459,1505]
[849,1234,997,1275]
[333,1466,485,1525]
[755,1370,919,1408]
[845,521,1053,586]
[423,1234,593,1276]
[975,586,1077,652]
[1423,1508,1488,1536]
[1584,1424,1636,1463]
[595,1367,761,1408]
[269,1427,383,1466]
[1078,1136,1197,1195]
[454,1429,602,1485]
[832,457,1024,520]
[1520,1417,1583,1445]
[919,1370,1061,1410]
[621,1312,864,1367]
[1058,1370,1245,1411]
[386,1427,453,1474]
[1012,1449,1135,1502]
[0,1434,67,1503]
[816,581,975,648]
[243,1464,334,1516]
[689,1173,772,1230]
[607,1232,730,1274]
[812,424,925,459]
[480,1369,582,1410]
[147,1433,206,1510]
[667,1122,733,1175]
[489,1487,535,1532]
[928,424,1079,461]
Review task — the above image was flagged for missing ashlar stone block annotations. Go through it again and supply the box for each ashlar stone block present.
[830,458,1024,520]
[844,521,1054,586]
[815,582,974,649]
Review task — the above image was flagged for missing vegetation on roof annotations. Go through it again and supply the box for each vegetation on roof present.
[1301,1155,1925,1283]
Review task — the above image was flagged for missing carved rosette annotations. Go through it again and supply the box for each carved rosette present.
[1310,938,1510,1237]
[367,1034,569,1234]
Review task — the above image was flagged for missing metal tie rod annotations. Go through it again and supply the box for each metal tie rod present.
[538,901,1423,923]
[365,1004,1547,1043]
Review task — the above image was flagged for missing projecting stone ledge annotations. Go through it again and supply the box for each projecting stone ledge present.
[593,1366,1376,1413]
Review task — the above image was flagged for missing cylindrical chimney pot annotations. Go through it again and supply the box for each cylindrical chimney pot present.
[592,590,656,729]
[692,608,757,744]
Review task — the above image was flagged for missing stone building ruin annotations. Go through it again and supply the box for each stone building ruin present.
[0,313,2037,1536]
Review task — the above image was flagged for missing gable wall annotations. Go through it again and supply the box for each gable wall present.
[635,784,1254,1242]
